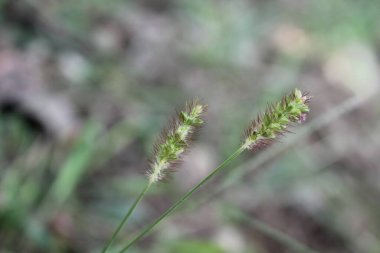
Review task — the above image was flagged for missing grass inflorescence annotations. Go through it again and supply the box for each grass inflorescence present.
[114,88,311,253]
[242,89,311,150]
[101,100,206,253]
[148,101,207,183]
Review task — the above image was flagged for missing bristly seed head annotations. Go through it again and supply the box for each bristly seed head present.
[148,100,207,183]
[242,88,311,150]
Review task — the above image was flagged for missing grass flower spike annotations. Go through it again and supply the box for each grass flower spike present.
[149,101,206,183]
[101,100,206,253]
[117,89,311,253]
[242,89,311,150]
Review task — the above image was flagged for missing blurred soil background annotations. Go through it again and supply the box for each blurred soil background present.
[1,0,380,252]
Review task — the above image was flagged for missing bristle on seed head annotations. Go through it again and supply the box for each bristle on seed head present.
[242,89,310,150]
[148,100,207,183]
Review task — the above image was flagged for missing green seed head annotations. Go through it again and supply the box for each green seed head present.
[242,89,311,150]
[149,101,207,183]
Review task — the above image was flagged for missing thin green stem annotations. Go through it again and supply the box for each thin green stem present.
[117,146,245,253]
[102,181,152,253]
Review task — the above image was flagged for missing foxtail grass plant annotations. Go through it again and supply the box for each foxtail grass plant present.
[101,101,207,253]
[114,88,311,253]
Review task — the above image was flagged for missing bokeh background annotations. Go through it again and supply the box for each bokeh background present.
[1,0,380,252]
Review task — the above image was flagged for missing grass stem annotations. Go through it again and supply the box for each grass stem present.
[117,146,245,252]
[102,181,152,253]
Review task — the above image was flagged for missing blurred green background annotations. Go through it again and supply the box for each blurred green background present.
[1,0,380,252]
